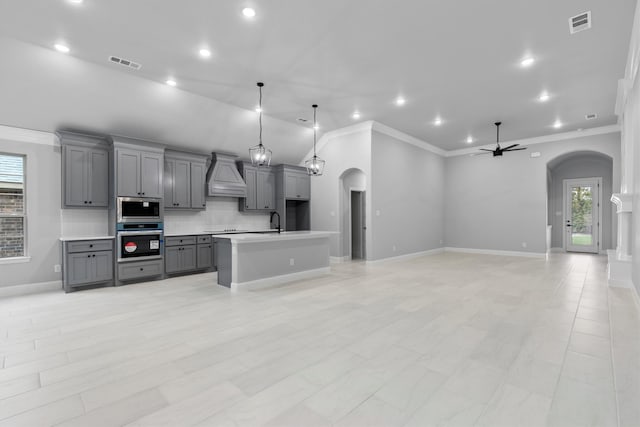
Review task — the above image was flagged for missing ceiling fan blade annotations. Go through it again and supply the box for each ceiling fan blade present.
[473,152,492,156]
[504,147,527,151]
[479,149,494,152]
[502,144,519,150]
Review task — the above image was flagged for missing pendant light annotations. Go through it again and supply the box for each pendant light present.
[249,82,272,167]
[305,104,325,176]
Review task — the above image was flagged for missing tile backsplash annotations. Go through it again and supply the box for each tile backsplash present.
[163,197,271,234]
[60,209,110,237]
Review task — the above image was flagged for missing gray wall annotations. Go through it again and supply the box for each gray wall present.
[370,131,445,260]
[445,133,620,254]
[0,135,63,288]
[548,153,614,250]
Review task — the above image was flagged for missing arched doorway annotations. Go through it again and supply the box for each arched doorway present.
[547,151,614,253]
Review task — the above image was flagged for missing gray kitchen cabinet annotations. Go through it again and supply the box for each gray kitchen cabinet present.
[62,238,114,292]
[164,158,190,208]
[190,162,207,209]
[118,259,163,281]
[164,235,202,274]
[165,151,208,210]
[197,241,213,269]
[237,162,275,211]
[115,148,163,198]
[284,171,310,200]
[60,132,109,208]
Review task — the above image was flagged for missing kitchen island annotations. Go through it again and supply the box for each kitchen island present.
[212,231,333,291]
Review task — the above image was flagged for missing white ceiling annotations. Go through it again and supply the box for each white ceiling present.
[0,0,636,154]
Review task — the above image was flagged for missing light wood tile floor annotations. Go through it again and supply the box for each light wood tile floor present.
[0,252,638,426]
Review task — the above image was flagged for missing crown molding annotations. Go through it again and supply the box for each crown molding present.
[0,124,57,146]
[371,121,447,156]
[445,124,621,158]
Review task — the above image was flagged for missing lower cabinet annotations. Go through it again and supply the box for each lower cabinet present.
[118,259,163,281]
[62,239,114,292]
[165,235,214,274]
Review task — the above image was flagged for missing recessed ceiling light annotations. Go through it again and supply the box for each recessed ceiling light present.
[352,111,361,120]
[395,97,406,106]
[553,120,563,129]
[166,79,177,87]
[434,117,443,126]
[242,7,256,18]
[313,124,320,130]
[466,136,474,144]
[198,48,211,58]
[255,106,262,113]
[54,43,70,53]
[67,0,83,4]
[538,91,550,102]
[520,57,535,68]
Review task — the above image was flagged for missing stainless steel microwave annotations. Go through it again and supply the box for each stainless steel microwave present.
[116,197,163,223]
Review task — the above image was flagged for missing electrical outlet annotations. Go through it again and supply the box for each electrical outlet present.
[376,210,381,216]
[439,240,443,245]
[522,242,527,248]
[330,211,335,217]
[289,258,295,266]
[392,245,397,252]
[54,264,61,273]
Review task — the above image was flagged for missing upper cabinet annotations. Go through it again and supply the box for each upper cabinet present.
[59,131,110,208]
[165,150,208,210]
[115,147,163,198]
[277,165,310,200]
[237,162,276,211]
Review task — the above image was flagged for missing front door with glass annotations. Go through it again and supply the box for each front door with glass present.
[563,178,601,253]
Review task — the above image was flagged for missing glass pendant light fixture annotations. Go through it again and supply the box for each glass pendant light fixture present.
[249,82,272,167]
[305,104,325,176]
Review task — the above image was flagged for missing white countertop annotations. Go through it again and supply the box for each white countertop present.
[211,231,335,243]
[164,229,278,238]
[59,236,115,242]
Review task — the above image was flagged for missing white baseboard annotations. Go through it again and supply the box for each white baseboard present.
[330,256,352,264]
[230,267,331,292]
[366,247,445,264]
[444,247,547,259]
[0,280,62,298]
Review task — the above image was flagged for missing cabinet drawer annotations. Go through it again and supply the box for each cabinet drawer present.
[66,240,113,253]
[197,235,212,244]
[165,236,197,246]
[118,260,163,281]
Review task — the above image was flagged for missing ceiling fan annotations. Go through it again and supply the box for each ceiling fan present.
[479,122,526,157]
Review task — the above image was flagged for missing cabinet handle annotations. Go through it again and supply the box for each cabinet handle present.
[89,244,93,248]
[92,254,96,257]
[84,201,88,204]
[202,204,205,207]
[142,192,145,196]
[140,268,144,271]
[297,194,300,197]
[87,255,91,258]
[89,201,92,204]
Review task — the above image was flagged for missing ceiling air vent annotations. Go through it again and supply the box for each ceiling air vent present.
[108,56,142,70]
[569,11,591,34]
[297,118,309,123]
[585,113,597,120]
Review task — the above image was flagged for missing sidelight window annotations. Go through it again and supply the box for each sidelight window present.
[0,153,26,258]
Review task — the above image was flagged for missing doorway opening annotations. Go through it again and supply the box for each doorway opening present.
[350,190,366,260]
[563,177,602,253]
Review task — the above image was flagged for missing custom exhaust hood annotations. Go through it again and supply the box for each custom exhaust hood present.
[206,153,247,198]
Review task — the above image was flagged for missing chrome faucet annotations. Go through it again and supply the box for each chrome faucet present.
[270,211,281,234]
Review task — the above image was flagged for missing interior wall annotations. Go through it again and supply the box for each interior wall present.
[370,131,445,260]
[445,132,621,254]
[0,130,63,288]
[309,125,372,258]
[547,153,615,250]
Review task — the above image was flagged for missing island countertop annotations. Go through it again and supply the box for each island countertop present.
[210,230,335,243]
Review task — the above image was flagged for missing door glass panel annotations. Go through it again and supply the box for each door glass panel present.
[571,185,593,246]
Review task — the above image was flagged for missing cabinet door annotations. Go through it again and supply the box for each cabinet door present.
[190,162,207,209]
[197,244,213,269]
[88,149,109,207]
[165,246,182,273]
[284,173,299,199]
[64,146,88,206]
[296,174,310,200]
[116,149,141,196]
[164,159,175,207]
[173,160,191,208]
[140,152,163,198]
[93,251,113,282]
[182,245,197,271]
[257,170,276,210]
[67,253,93,286]
[243,168,258,210]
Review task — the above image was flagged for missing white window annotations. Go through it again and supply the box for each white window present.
[0,153,26,258]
